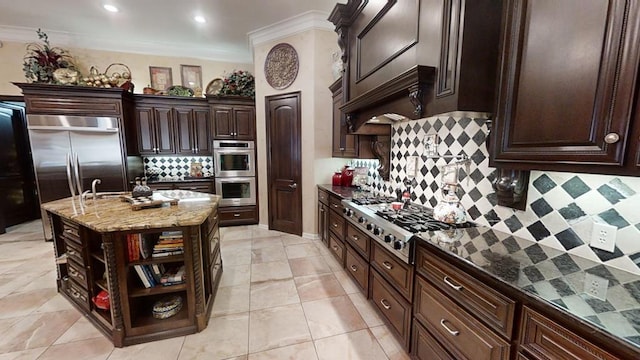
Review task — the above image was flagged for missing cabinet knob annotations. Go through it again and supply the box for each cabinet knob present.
[604,132,620,144]
[339,147,345,151]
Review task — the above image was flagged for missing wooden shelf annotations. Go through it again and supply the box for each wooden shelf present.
[128,254,184,266]
[129,283,187,298]
[92,308,113,328]
[131,303,189,329]
[91,252,106,264]
[96,279,109,292]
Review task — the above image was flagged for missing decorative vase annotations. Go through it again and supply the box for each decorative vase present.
[433,189,467,224]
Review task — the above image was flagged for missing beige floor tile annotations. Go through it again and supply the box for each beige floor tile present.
[37,337,114,360]
[251,237,283,249]
[312,242,334,257]
[221,356,248,360]
[0,347,47,360]
[221,226,254,242]
[32,293,75,314]
[248,304,311,353]
[0,310,81,353]
[251,246,287,264]
[179,312,249,360]
[107,336,184,360]
[314,329,388,360]
[219,265,251,287]
[280,235,313,247]
[250,261,292,283]
[294,274,345,302]
[333,270,362,294]
[302,295,367,339]
[250,279,299,311]
[369,325,410,360]
[252,227,284,239]
[212,284,251,316]
[285,244,321,259]
[348,292,385,327]
[20,270,57,292]
[247,341,318,360]
[222,248,252,266]
[0,288,58,319]
[323,255,345,272]
[221,238,253,251]
[54,316,105,344]
[289,256,332,277]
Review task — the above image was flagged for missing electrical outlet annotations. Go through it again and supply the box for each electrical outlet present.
[584,273,608,301]
[589,222,617,252]
[406,156,418,178]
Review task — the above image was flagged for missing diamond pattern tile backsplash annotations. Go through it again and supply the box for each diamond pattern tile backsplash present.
[143,156,213,180]
[350,116,640,275]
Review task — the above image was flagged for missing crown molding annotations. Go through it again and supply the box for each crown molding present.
[248,10,334,49]
[0,25,253,64]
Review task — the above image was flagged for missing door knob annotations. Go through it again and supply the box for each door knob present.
[288,183,298,189]
[604,133,620,144]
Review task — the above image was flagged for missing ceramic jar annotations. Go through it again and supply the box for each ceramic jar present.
[433,190,467,224]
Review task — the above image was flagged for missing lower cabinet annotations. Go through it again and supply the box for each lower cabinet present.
[219,206,258,226]
[345,245,369,293]
[371,269,412,350]
[412,320,456,360]
[148,181,213,193]
[328,232,346,267]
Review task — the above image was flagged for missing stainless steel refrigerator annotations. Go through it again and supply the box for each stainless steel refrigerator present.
[27,114,129,240]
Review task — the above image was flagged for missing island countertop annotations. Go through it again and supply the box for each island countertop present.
[41,190,220,233]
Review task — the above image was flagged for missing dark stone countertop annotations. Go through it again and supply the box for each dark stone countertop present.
[317,184,365,199]
[148,177,213,184]
[415,226,640,351]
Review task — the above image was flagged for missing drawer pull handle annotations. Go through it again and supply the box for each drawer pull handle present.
[350,265,357,272]
[332,223,338,228]
[382,261,393,270]
[69,269,78,276]
[352,235,359,241]
[332,204,338,208]
[67,250,76,256]
[443,276,463,291]
[233,213,241,217]
[440,319,459,336]
[332,245,339,251]
[71,290,81,299]
[380,299,391,310]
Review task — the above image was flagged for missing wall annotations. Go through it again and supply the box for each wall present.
[0,40,251,96]
[358,116,640,275]
[253,29,345,237]
[143,156,213,180]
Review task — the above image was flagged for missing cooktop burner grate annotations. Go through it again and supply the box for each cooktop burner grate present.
[375,205,476,233]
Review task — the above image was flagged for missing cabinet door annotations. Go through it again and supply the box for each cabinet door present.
[331,81,357,158]
[233,106,255,140]
[134,107,156,155]
[318,202,329,247]
[193,109,211,154]
[492,0,640,168]
[154,107,175,154]
[174,107,195,155]
[212,105,234,139]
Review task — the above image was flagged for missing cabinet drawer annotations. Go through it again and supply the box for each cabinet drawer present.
[519,306,617,360]
[345,223,369,259]
[345,245,368,294]
[63,277,90,312]
[370,269,411,349]
[219,206,257,225]
[328,195,344,214]
[176,182,213,193]
[328,209,345,238]
[415,246,515,338]
[328,232,345,267]
[61,219,81,246]
[414,276,510,360]
[67,259,89,290]
[412,319,455,360]
[318,189,329,206]
[65,240,85,265]
[371,242,412,301]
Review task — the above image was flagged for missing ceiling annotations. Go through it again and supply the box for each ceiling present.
[0,0,340,63]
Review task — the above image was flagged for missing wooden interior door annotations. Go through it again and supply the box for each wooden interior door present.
[266,92,302,236]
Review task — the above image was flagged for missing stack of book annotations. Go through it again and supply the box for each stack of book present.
[160,265,186,286]
[133,263,166,288]
[126,234,154,261]
[152,231,184,257]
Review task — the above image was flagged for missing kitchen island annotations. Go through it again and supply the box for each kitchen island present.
[41,191,221,347]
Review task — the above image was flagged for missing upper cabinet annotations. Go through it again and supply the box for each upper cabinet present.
[491,0,640,175]
[330,77,376,158]
[132,95,210,156]
[209,96,256,140]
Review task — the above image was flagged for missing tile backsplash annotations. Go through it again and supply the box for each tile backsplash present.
[143,156,213,180]
[352,116,640,275]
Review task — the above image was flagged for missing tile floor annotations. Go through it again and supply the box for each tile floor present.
[0,220,410,360]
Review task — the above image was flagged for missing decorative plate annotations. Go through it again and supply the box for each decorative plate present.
[206,78,224,95]
[264,43,299,90]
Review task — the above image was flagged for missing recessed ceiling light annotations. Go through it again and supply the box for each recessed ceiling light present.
[194,15,206,23]
[103,4,119,13]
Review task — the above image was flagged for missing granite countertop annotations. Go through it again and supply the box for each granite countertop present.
[317,184,364,199]
[147,177,214,184]
[416,226,640,350]
[41,190,220,233]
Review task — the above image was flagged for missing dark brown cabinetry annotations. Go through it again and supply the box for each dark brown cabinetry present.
[209,96,255,140]
[491,0,640,175]
[330,78,373,158]
[133,96,210,156]
[148,181,213,193]
[219,206,258,226]
[318,188,330,247]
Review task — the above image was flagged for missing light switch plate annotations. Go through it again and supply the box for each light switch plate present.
[424,134,439,157]
[590,222,617,253]
[406,156,418,178]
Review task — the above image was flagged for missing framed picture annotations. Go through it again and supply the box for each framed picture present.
[180,65,202,91]
[149,66,173,91]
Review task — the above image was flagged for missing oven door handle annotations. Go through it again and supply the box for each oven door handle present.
[288,183,297,189]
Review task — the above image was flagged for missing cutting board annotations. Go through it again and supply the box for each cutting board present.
[120,193,179,211]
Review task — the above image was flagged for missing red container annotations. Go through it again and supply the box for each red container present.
[332,172,342,186]
[341,167,354,187]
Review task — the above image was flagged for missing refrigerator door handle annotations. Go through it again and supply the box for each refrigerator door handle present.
[73,152,85,214]
[66,153,78,216]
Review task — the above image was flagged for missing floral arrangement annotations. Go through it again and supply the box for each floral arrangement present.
[219,70,255,98]
[23,29,76,84]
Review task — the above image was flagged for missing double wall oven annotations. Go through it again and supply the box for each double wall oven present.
[213,140,256,206]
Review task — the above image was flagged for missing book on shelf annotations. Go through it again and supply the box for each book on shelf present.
[139,236,154,259]
[133,265,153,288]
[141,265,157,287]
[160,265,186,285]
[152,250,184,257]
[150,264,165,284]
